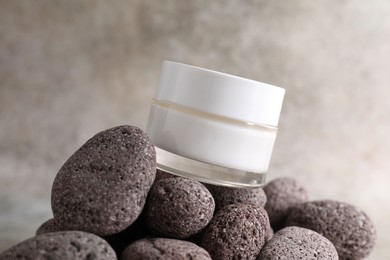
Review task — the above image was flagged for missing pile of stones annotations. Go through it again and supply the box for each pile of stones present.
[0,125,376,260]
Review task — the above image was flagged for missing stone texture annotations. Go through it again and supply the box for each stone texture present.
[36,218,65,235]
[205,184,267,212]
[264,177,308,230]
[51,125,156,236]
[258,226,338,260]
[0,231,116,260]
[285,200,376,260]
[145,177,214,239]
[36,216,151,258]
[0,1,389,258]
[200,203,269,260]
[121,238,211,260]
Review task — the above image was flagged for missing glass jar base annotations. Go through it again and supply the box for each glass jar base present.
[155,147,266,188]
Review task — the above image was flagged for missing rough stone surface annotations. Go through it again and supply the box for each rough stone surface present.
[121,237,212,260]
[36,218,65,235]
[257,226,338,260]
[145,177,214,239]
[35,217,150,258]
[205,184,267,212]
[0,231,116,260]
[51,125,156,236]
[264,177,308,230]
[285,200,376,260]
[200,203,268,260]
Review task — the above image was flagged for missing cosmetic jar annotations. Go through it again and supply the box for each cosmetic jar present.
[146,61,285,187]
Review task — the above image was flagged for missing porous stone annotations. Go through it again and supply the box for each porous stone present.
[36,218,65,235]
[145,177,215,239]
[257,226,338,260]
[35,217,150,258]
[0,231,116,260]
[51,125,156,236]
[285,200,376,260]
[264,177,308,230]
[121,238,212,260]
[205,184,267,211]
[200,203,268,260]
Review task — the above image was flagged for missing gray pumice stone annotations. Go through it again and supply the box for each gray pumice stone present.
[51,125,156,236]
[121,237,212,260]
[200,203,269,260]
[36,218,65,235]
[145,177,215,239]
[257,226,338,260]
[205,184,267,212]
[0,231,116,260]
[264,177,308,230]
[285,200,376,260]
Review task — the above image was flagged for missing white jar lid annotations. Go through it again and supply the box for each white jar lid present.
[155,61,285,126]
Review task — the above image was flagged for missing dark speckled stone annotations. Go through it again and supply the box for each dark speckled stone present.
[200,203,268,260]
[35,217,151,258]
[36,218,66,235]
[145,177,215,239]
[51,125,156,236]
[0,231,116,260]
[257,226,338,260]
[205,184,267,212]
[121,238,212,260]
[285,200,376,260]
[264,177,308,230]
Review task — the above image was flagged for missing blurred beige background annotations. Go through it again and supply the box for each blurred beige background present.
[1,0,389,258]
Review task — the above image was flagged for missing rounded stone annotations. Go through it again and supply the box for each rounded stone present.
[0,231,116,260]
[200,203,269,260]
[145,177,215,239]
[35,217,151,258]
[51,125,156,236]
[36,218,66,235]
[257,226,338,260]
[264,177,308,230]
[121,238,212,260]
[285,200,376,260]
[205,184,267,211]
